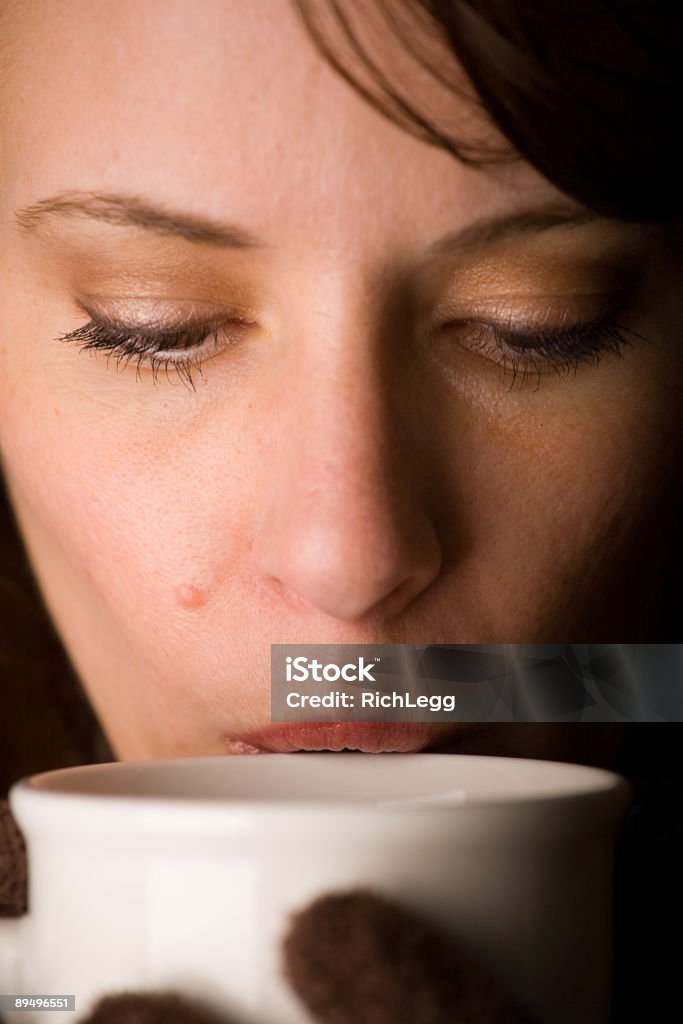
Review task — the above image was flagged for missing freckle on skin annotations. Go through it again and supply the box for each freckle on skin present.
[175,582,206,610]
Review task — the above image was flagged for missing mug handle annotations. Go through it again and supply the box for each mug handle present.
[0,917,21,992]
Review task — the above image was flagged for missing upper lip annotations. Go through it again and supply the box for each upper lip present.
[225,723,454,754]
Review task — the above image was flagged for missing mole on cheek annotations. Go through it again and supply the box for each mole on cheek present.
[175,582,206,611]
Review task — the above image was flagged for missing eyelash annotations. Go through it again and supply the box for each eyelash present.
[446,315,644,389]
[57,316,252,390]
[58,311,643,392]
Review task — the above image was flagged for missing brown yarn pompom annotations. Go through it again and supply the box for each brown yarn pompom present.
[78,993,235,1024]
[0,800,27,916]
[282,889,536,1024]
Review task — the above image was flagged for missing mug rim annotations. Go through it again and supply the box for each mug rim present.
[10,751,632,812]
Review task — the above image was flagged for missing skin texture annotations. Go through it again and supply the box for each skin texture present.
[0,0,680,761]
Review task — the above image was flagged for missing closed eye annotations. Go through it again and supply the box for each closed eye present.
[57,314,254,390]
[442,315,647,389]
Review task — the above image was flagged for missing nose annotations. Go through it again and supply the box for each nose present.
[252,324,442,622]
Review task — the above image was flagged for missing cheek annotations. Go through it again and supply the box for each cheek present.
[0,368,256,667]
[450,372,669,632]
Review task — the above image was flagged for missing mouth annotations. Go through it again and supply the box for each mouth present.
[223,723,477,754]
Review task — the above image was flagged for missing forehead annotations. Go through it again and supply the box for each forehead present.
[0,0,542,254]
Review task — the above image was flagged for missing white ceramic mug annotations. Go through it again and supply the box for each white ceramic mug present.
[0,754,631,1024]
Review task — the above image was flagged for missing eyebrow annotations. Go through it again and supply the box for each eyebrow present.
[425,205,603,257]
[15,191,263,248]
[14,190,603,253]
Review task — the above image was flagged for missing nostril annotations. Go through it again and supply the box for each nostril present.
[253,512,442,621]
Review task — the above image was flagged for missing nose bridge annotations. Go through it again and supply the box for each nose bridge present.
[252,268,442,622]
[278,268,404,505]
[298,344,385,493]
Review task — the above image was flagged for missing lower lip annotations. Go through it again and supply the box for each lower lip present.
[224,723,457,754]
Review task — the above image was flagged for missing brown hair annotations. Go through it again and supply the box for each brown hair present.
[294,0,682,221]
[0,481,111,795]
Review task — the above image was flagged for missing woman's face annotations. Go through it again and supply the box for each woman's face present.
[0,0,679,759]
